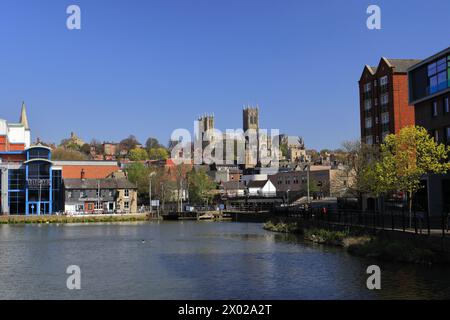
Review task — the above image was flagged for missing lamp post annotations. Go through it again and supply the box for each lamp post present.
[306,161,311,204]
[149,172,156,217]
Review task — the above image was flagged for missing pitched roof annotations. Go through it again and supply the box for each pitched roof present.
[221,181,246,190]
[64,178,136,190]
[247,180,269,188]
[383,58,422,73]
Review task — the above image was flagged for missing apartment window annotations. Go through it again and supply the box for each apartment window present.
[364,99,372,111]
[432,101,438,117]
[445,97,449,114]
[374,98,378,106]
[375,116,379,124]
[446,127,450,144]
[365,135,373,145]
[285,179,291,185]
[277,178,282,185]
[380,93,389,105]
[365,117,373,129]
[364,82,371,93]
[381,112,390,124]
[293,177,299,184]
[124,201,130,210]
[375,136,379,144]
[434,129,440,143]
[429,58,448,94]
[94,202,102,210]
[380,76,388,86]
[124,189,130,197]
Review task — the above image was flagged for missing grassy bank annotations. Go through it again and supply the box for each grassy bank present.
[0,214,150,225]
[264,220,448,265]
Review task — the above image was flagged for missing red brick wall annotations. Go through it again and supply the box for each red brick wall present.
[392,73,416,133]
[61,165,120,179]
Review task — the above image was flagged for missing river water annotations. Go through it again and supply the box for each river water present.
[0,221,448,300]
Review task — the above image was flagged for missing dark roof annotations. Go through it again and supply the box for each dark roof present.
[384,58,422,73]
[221,181,246,190]
[247,180,269,188]
[64,178,136,190]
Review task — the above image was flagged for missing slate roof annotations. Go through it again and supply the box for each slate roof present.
[221,181,246,190]
[247,180,269,188]
[384,58,422,73]
[64,178,137,190]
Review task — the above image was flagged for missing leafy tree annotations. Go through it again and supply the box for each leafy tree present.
[187,168,216,205]
[129,148,148,161]
[145,137,162,150]
[120,135,140,153]
[51,147,88,160]
[375,126,450,220]
[80,143,91,156]
[148,147,169,160]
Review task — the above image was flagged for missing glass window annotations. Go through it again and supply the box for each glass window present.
[124,189,130,197]
[381,94,389,105]
[428,62,437,76]
[124,201,130,210]
[380,76,388,86]
[437,58,446,72]
[365,117,373,128]
[364,99,371,110]
[381,112,389,124]
[445,97,449,113]
[432,101,438,117]
[434,130,439,143]
[430,76,438,94]
[365,136,373,145]
[446,127,450,143]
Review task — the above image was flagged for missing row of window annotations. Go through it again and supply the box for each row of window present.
[363,76,389,93]
[364,112,390,130]
[276,177,302,185]
[364,93,389,111]
[432,127,450,145]
[428,55,450,95]
[67,189,130,199]
[365,132,390,145]
[431,97,450,117]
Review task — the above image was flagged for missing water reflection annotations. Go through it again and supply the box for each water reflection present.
[0,222,448,299]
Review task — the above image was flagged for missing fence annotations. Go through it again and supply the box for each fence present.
[282,206,449,239]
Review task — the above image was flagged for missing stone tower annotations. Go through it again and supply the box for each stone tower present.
[243,106,259,132]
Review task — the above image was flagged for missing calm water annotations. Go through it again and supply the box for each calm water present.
[0,221,449,300]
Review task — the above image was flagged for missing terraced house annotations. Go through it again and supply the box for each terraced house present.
[63,172,137,214]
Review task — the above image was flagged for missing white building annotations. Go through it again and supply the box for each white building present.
[247,179,277,197]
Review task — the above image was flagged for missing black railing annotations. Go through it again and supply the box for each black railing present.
[281,207,449,239]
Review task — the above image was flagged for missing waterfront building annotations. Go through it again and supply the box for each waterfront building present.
[408,46,450,215]
[359,58,420,145]
[247,179,276,197]
[0,104,64,215]
[63,174,138,214]
[53,160,120,179]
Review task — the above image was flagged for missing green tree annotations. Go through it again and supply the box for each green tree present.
[375,126,450,221]
[145,137,162,150]
[148,147,169,160]
[51,147,88,160]
[187,168,216,205]
[129,148,148,161]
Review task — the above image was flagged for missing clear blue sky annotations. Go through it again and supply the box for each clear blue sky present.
[0,0,449,150]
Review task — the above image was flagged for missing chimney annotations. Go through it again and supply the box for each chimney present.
[81,169,85,180]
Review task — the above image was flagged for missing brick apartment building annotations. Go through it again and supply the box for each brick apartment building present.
[359,58,421,145]
[408,46,450,215]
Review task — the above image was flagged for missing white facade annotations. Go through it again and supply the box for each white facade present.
[248,180,277,197]
[0,119,31,149]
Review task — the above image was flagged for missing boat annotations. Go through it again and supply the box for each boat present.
[197,213,215,221]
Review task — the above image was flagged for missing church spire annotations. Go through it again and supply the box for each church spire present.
[20,101,30,130]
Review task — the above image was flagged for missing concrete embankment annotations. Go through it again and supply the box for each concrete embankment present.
[0,214,150,224]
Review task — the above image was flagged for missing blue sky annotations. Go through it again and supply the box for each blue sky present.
[0,0,449,150]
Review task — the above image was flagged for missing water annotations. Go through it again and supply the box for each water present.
[0,221,449,300]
